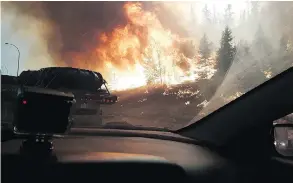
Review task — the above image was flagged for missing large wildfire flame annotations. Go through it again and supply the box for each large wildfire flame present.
[71,2,216,91]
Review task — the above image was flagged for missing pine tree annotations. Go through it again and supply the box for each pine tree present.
[250,24,276,78]
[263,2,293,54]
[216,26,236,75]
[224,4,234,27]
[252,25,273,67]
[199,34,211,61]
[235,40,251,60]
[202,4,212,24]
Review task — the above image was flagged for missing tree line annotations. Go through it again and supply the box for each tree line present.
[141,2,293,87]
[198,2,293,83]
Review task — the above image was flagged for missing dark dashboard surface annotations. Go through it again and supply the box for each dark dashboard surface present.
[2,130,251,183]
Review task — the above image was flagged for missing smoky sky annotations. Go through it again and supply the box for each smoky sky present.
[3,1,191,67]
[3,1,142,59]
[42,1,129,53]
[41,1,188,52]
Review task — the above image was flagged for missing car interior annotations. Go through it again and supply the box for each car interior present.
[1,67,293,183]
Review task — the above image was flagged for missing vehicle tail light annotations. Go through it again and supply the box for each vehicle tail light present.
[100,96,117,104]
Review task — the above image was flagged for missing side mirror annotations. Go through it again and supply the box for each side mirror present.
[272,123,293,157]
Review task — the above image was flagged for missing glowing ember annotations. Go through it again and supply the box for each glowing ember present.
[222,92,244,102]
[263,69,273,79]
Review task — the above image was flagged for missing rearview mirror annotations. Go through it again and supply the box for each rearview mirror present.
[272,123,293,157]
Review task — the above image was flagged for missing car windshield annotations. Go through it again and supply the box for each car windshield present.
[1,1,293,131]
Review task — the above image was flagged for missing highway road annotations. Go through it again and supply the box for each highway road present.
[67,82,208,130]
[1,81,210,130]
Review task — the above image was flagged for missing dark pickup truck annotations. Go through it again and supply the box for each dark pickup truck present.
[1,67,118,125]
[19,67,118,114]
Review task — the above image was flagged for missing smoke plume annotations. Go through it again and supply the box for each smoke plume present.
[2,1,199,72]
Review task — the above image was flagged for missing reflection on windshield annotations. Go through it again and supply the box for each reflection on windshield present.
[1,1,293,130]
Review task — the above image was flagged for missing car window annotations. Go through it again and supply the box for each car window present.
[2,1,293,130]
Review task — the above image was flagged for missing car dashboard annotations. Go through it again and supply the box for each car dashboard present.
[2,129,252,183]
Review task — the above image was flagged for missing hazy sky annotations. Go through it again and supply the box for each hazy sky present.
[197,0,248,23]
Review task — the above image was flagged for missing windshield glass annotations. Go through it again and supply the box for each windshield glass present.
[2,1,293,131]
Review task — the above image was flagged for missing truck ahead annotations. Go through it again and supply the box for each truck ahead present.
[2,67,118,126]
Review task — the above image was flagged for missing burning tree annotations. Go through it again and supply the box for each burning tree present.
[61,2,216,91]
[142,39,166,86]
[143,59,161,85]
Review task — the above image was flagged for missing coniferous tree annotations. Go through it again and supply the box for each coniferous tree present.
[252,25,273,70]
[199,34,211,61]
[216,26,236,75]
[253,25,272,55]
[235,40,251,61]
[202,4,212,24]
[224,4,234,27]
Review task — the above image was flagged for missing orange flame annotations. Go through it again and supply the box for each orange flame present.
[71,2,216,91]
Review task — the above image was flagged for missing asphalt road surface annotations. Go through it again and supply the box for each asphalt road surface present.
[1,79,218,131]
[74,79,218,130]
[101,85,204,130]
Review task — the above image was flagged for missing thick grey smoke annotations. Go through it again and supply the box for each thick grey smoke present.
[189,1,293,124]
[41,1,196,63]
[2,1,194,68]
[1,2,145,70]
[42,2,128,55]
